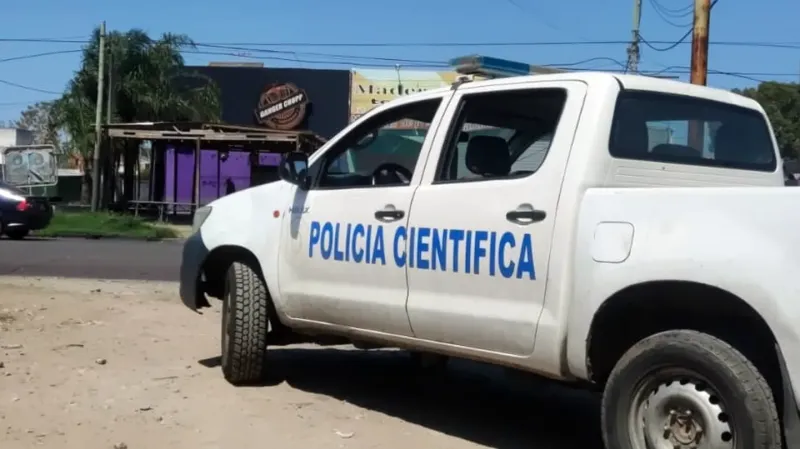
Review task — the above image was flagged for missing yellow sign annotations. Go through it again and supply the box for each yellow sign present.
[350,69,461,121]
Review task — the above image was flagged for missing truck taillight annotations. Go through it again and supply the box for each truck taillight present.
[16,200,30,211]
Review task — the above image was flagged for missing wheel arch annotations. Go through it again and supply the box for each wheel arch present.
[201,245,264,302]
[586,280,782,395]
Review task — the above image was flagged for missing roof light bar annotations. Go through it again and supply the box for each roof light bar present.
[449,55,566,79]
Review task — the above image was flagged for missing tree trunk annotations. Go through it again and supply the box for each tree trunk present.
[79,155,93,206]
[123,141,136,202]
[80,172,92,206]
[153,143,166,202]
[101,140,115,209]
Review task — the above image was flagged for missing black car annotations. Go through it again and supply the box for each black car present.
[0,182,53,239]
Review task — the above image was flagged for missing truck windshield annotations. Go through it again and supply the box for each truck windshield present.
[609,90,777,172]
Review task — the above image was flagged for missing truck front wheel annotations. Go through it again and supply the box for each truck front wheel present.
[221,261,270,385]
[602,330,781,449]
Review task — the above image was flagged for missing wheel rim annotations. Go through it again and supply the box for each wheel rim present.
[629,369,734,449]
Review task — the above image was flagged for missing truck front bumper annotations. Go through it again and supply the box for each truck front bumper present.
[179,231,210,311]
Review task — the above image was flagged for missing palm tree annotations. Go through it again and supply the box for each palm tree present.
[50,91,95,203]
[50,27,221,204]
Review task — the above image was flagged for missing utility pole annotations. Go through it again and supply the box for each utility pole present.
[689,0,710,152]
[90,21,106,212]
[626,0,642,73]
[106,52,113,124]
[103,51,113,209]
[689,0,711,86]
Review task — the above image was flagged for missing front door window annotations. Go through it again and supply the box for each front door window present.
[313,99,443,189]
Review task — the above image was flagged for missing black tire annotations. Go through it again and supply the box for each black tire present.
[409,351,449,372]
[220,261,270,385]
[6,229,29,240]
[602,330,781,449]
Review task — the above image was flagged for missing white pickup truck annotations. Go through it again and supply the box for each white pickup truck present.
[180,71,800,449]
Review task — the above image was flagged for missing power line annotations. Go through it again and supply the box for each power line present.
[2,36,800,51]
[563,66,785,83]
[544,57,628,69]
[0,49,82,64]
[197,39,800,50]
[0,78,61,95]
[192,50,596,73]
[0,38,450,67]
[651,0,693,15]
[185,49,799,81]
[182,50,447,68]
[0,45,796,97]
[503,0,578,38]
[640,31,692,52]
[0,99,56,106]
[641,0,719,52]
[1,36,795,74]
[648,0,693,27]
[3,46,796,82]
[0,38,88,44]
[0,63,792,98]
[193,44,448,66]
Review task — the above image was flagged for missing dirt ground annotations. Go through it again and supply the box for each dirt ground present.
[0,276,603,449]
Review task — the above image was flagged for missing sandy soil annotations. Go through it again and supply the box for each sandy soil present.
[0,276,603,449]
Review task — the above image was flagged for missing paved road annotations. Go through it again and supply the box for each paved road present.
[0,237,182,281]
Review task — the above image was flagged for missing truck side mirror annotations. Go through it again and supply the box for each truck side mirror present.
[279,151,310,190]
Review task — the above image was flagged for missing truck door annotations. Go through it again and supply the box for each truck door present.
[404,80,587,356]
[277,91,453,335]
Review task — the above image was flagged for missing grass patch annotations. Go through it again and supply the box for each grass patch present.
[35,212,180,240]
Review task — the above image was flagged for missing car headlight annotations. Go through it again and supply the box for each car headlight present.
[192,206,213,234]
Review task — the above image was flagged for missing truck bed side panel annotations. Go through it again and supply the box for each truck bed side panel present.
[566,187,800,399]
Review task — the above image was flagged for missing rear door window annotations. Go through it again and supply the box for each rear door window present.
[609,90,777,172]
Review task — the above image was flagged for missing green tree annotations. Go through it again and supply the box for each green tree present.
[50,92,95,202]
[733,82,800,158]
[13,101,60,147]
[50,27,221,204]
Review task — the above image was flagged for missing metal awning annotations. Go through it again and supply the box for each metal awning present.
[102,121,327,151]
[106,128,301,142]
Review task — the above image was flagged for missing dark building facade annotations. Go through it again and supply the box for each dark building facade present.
[161,65,351,206]
[190,65,352,139]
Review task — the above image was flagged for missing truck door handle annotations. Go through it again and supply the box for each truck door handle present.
[375,206,405,222]
[506,207,546,225]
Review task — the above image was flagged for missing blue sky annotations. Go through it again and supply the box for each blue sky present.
[1,0,798,123]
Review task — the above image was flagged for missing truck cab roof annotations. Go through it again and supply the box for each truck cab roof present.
[442,71,765,114]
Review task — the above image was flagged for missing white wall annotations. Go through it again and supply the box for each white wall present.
[0,128,35,164]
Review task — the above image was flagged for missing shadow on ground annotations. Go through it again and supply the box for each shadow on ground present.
[199,348,605,449]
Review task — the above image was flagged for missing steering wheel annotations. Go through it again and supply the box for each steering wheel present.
[371,163,413,186]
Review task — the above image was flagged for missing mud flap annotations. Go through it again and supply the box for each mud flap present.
[776,343,800,449]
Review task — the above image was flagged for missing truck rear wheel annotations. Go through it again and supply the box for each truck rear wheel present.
[221,261,270,385]
[602,330,781,449]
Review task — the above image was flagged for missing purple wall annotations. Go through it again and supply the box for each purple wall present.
[164,146,195,204]
[164,146,282,205]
